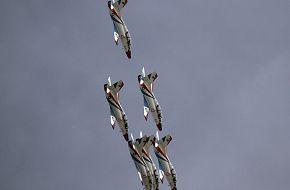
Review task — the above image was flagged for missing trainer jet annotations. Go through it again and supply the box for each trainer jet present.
[153,132,177,190]
[140,132,159,190]
[103,77,129,141]
[138,67,162,131]
[128,134,152,190]
[108,0,132,59]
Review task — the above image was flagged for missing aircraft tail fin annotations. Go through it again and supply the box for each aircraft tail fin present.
[130,133,135,142]
[142,67,146,77]
[108,76,112,86]
[156,131,160,141]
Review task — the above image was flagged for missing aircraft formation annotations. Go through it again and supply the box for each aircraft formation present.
[104,0,177,189]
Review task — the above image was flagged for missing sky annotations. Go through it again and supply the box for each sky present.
[0,0,290,189]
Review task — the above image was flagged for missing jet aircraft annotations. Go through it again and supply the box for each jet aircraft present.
[128,134,152,190]
[104,77,129,141]
[153,132,177,190]
[108,0,132,59]
[140,132,160,190]
[138,67,162,131]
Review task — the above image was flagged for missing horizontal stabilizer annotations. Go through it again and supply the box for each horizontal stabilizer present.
[135,135,148,149]
[159,134,172,148]
[143,135,155,151]
[147,72,158,84]
[107,80,124,93]
[112,0,128,10]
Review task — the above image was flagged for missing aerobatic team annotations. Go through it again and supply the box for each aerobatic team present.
[104,0,177,189]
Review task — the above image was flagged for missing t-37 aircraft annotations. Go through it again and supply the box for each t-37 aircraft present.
[108,0,132,59]
[103,77,129,141]
[138,67,163,131]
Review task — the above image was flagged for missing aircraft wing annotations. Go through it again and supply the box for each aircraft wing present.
[159,169,165,184]
[137,171,143,185]
[113,22,120,45]
[113,24,119,45]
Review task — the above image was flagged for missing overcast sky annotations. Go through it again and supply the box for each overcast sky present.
[1,0,290,190]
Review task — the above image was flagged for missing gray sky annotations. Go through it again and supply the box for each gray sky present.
[1,0,290,189]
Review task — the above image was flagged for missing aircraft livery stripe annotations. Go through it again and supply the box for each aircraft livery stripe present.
[141,89,154,99]
[141,84,154,97]
[131,154,146,167]
[107,98,122,111]
[143,155,152,163]
[112,9,123,24]
[155,146,167,158]
[142,149,151,159]
[128,143,146,165]
[108,92,122,108]
[155,152,168,162]
[107,97,121,110]
[110,15,122,25]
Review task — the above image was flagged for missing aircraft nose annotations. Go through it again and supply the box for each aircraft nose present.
[152,137,156,144]
[157,123,162,131]
[126,50,131,59]
[124,134,129,141]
